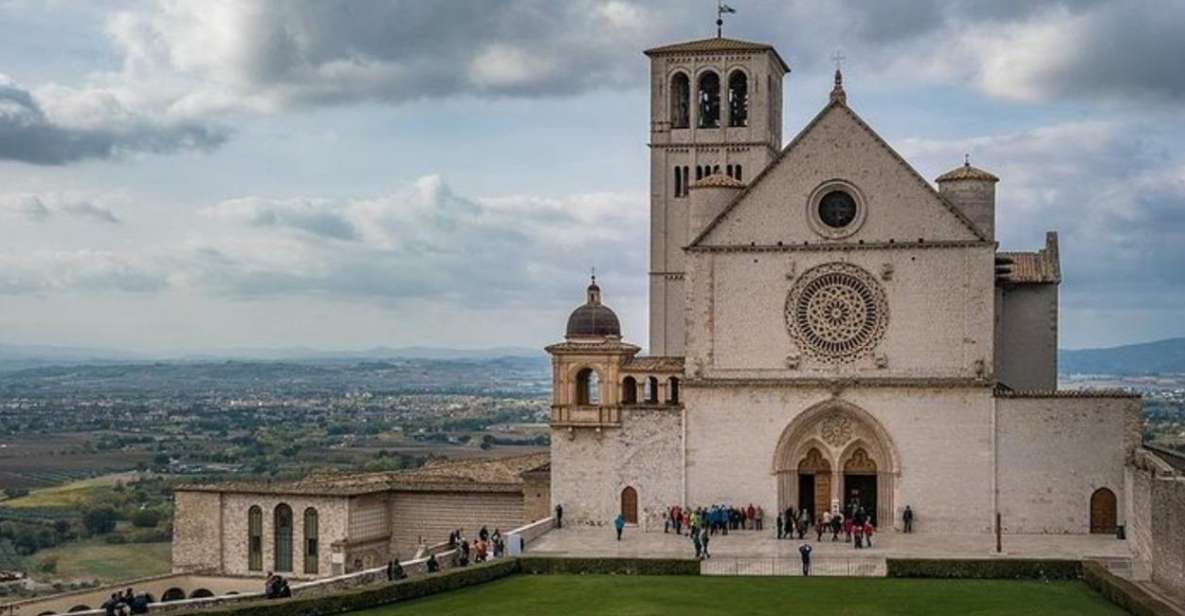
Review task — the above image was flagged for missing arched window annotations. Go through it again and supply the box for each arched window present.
[695,166,703,181]
[682,166,689,191]
[697,71,721,128]
[621,376,637,405]
[735,165,743,181]
[674,166,683,198]
[726,164,734,178]
[670,73,690,129]
[645,376,659,404]
[274,503,293,572]
[161,588,185,602]
[728,70,749,127]
[668,377,680,404]
[576,368,600,405]
[621,486,638,524]
[713,164,720,175]
[304,507,319,574]
[247,505,263,571]
[190,589,214,599]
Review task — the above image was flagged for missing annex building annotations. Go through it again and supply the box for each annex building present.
[547,34,1142,537]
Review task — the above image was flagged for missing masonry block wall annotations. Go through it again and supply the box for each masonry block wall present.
[388,491,525,556]
[550,409,682,525]
[996,395,1139,533]
[172,491,223,573]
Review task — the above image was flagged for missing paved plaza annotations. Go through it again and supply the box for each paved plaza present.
[529,526,1132,563]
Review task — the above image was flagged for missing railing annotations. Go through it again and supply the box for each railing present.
[700,556,886,577]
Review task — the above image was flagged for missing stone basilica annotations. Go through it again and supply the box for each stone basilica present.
[547,35,1141,535]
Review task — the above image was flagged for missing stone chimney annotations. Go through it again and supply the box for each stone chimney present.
[936,158,999,240]
[689,174,744,239]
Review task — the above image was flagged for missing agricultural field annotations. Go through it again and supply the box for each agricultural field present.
[28,540,172,584]
[354,574,1125,616]
[0,433,151,491]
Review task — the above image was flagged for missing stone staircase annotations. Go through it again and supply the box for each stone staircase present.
[700,556,886,577]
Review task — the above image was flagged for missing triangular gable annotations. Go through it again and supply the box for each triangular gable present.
[689,100,987,247]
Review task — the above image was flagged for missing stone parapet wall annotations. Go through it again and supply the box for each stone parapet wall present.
[1129,448,1185,595]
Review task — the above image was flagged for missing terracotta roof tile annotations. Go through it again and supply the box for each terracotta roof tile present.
[623,356,685,372]
[997,232,1061,285]
[691,174,744,189]
[936,163,999,183]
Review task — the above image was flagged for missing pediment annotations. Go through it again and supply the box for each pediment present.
[690,102,985,248]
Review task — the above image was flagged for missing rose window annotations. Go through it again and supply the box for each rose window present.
[785,263,888,362]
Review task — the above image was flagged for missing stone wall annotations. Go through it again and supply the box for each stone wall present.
[684,246,995,381]
[1149,473,1185,592]
[211,493,349,579]
[550,407,683,526]
[996,395,1139,533]
[684,385,996,533]
[173,491,224,573]
[388,491,526,556]
[994,283,1058,391]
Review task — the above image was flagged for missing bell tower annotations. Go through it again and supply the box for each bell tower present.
[643,36,789,356]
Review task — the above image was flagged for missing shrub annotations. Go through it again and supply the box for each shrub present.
[520,557,700,576]
[36,556,58,574]
[1082,560,1179,616]
[886,558,1081,580]
[131,509,162,528]
[103,534,128,545]
[82,506,118,535]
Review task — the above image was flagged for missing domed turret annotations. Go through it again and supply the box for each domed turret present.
[937,156,999,240]
[565,276,622,339]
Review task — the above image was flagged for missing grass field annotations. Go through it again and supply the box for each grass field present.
[352,574,1125,616]
[30,540,172,583]
[2,472,143,509]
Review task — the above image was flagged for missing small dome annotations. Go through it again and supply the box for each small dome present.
[936,160,999,183]
[565,277,621,339]
[691,174,745,189]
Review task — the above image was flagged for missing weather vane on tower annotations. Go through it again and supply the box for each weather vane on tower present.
[716,0,736,38]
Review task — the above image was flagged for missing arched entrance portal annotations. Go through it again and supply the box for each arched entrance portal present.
[797,448,832,522]
[774,400,898,528]
[843,448,878,525]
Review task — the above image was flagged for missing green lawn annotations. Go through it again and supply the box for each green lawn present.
[353,574,1125,616]
[31,540,172,583]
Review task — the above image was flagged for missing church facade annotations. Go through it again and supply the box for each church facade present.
[548,36,1142,535]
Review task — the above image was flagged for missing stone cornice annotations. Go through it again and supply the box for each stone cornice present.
[685,377,992,389]
[994,388,1140,399]
[687,239,994,254]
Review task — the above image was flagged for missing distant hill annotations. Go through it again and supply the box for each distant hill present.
[1059,337,1185,375]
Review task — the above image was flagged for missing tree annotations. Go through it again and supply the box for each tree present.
[153,453,171,467]
[131,509,162,528]
[82,506,118,536]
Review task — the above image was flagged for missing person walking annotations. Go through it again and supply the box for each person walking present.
[799,543,812,576]
[692,525,702,559]
[776,512,784,540]
[903,505,914,534]
[614,513,626,541]
[853,522,864,549]
[864,521,875,548]
[700,525,711,559]
[756,506,764,531]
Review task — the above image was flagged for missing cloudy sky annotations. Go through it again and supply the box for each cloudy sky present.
[1,0,1183,354]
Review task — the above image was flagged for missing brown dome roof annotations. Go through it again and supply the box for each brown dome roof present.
[565,278,621,339]
[936,161,999,183]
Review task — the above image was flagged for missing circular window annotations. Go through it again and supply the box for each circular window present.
[818,191,857,228]
[806,180,867,239]
[785,263,888,363]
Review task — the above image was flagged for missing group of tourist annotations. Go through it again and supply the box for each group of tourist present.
[662,503,766,536]
[101,588,150,615]
[778,502,879,549]
[449,525,505,566]
[264,572,292,599]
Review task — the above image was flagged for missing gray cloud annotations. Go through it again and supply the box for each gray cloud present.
[193,176,647,307]
[0,75,227,165]
[0,192,123,224]
[60,201,121,224]
[0,251,169,294]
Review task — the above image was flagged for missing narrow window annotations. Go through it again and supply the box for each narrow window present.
[736,165,743,182]
[670,73,690,129]
[645,376,659,404]
[274,504,293,573]
[668,377,680,404]
[304,508,319,574]
[621,376,637,404]
[674,167,682,197]
[728,70,749,127]
[697,71,721,128]
[696,166,703,181]
[248,506,262,571]
[726,164,734,178]
[713,164,720,175]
